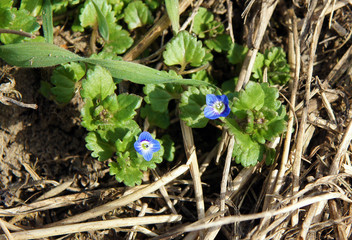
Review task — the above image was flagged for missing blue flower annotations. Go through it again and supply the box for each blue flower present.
[204,94,230,120]
[134,132,161,161]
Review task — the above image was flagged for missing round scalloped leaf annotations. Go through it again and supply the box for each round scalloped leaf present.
[123,0,153,30]
[192,7,213,38]
[50,62,86,103]
[81,65,116,100]
[85,131,116,161]
[163,31,206,68]
[232,81,265,112]
[143,84,173,113]
[103,25,133,54]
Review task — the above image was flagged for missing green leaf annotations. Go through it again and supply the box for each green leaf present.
[0,8,40,44]
[179,86,214,128]
[264,47,290,85]
[0,42,211,86]
[103,25,133,54]
[1,0,13,8]
[225,118,264,167]
[161,135,175,162]
[0,42,84,67]
[262,82,280,110]
[227,43,248,65]
[252,52,264,80]
[205,34,232,53]
[232,81,265,111]
[85,131,116,161]
[165,0,179,34]
[0,8,14,29]
[50,62,86,103]
[20,0,42,16]
[123,0,153,30]
[192,7,213,38]
[163,31,206,68]
[81,98,96,131]
[140,104,170,129]
[81,65,116,100]
[42,0,53,43]
[191,69,213,83]
[92,0,109,40]
[143,84,173,113]
[51,0,80,13]
[109,93,142,122]
[79,0,116,29]
[109,153,144,186]
[265,147,276,166]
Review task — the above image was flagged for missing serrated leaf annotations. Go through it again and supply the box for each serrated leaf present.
[109,93,142,122]
[264,47,290,85]
[123,0,153,30]
[42,0,53,43]
[140,104,170,129]
[163,31,206,68]
[50,62,86,103]
[262,82,280,110]
[81,65,116,100]
[205,34,232,53]
[179,86,214,128]
[143,84,173,113]
[0,8,40,44]
[165,0,179,34]
[92,0,109,40]
[225,118,264,167]
[109,157,144,186]
[79,0,116,29]
[192,7,213,38]
[85,131,115,161]
[103,25,133,54]
[232,81,265,111]
[227,43,248,65]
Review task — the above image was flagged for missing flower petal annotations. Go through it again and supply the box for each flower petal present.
[134,141,143,155]
[206,94,217,106]
[143,151,153,161]
[204,106,220,119]
[219,95,229,105]
[219,104,230,118]
[139,131,153,142]
[150,139,161,152]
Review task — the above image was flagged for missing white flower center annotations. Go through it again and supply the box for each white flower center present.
[213,101,225,113]
[141,140,151,150]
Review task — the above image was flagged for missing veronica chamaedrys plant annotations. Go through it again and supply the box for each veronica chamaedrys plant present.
[134,132,161,161]
[204,94,230,120]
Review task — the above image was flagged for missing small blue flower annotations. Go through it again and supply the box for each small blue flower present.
[134,132,161,161]
[204,94,230,120]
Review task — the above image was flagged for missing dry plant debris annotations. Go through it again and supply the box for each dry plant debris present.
[0,0,352,239]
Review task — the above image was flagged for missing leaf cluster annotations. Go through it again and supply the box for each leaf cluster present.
[252,47,291,85]
[225,82,287,167]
